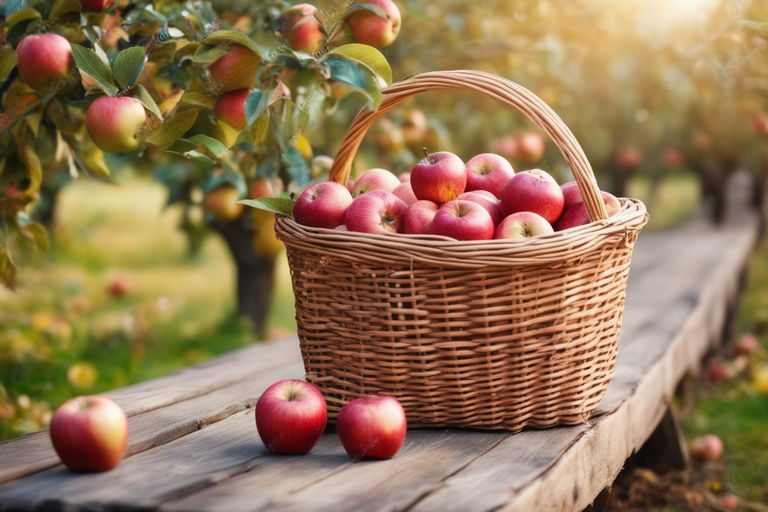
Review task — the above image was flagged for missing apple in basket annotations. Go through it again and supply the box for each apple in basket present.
[345,190,408,234]
[255,379,327,454]
[410,150,466,204]
[495,211,553,239]
[293,181,353,228]
[402,199,439,234]
[431,200,495,241]
[350,168,401,197]
[464,153,515,198]
[500,169,564,224]
[555,191,621,231]
[457,190,503,226]
[337,395,407,460]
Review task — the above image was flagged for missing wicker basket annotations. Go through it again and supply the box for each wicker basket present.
[275,70,648,431]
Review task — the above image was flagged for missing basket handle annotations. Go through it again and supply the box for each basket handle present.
[328,70,608,222]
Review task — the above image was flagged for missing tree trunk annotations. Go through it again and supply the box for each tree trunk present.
[213,218,276,337]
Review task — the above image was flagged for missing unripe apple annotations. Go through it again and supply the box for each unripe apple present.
[252,212,284,258]
[80,0,115,11]
[311,155,334,179]
[214,89,249,130]
[86,96,147,153]
[16,34,73,90]
[280,4,324,54]
[203,184,244,222]
[208,44,261,92]
[346,0,401,48]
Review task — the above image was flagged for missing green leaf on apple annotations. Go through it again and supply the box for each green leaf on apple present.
[146,109,198,149]
[201,30,276,61]
[0,48,17,83]
[132,84,163,120]
[326,44,392,85]
[48,0,80,21]
[346,3,387,19]
[113,47,147,89]
[324,58,382,109]
[6,7,41,27]
[71,45,119,96]
[185,134,227,158]
[238,197,295,217]
[192,44,230,64]
[245,89,271,128]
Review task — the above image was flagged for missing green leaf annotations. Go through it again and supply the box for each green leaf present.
[181,92,217,108]
[133,84,162,119]
[251,110,270,143]
[6,7,41,27]
[185,134,227,158]
[282,147,310,186]
[201,30,276,61]
[113,46,146,88]
[71,44,118,96]
[0,248,17,290]
[192,44,229,64]
[20,146,42,194]
[326,43,392,85]
[0,49,18,83]
[20,221,49,252]
[48,0,80,20]
[237,197,295,217]
[346,3,387,18]
[146,109,198,148]
[245,89,270,128]
[325,58,382,109]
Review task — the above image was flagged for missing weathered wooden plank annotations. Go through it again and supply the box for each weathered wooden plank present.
[0,345,303,486]
[408,209,759,512]
[161,430,508,512]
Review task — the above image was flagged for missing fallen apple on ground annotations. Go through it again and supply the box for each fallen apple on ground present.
[50,396,129,472]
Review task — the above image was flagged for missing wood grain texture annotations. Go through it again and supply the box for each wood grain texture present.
[0,342,303,485]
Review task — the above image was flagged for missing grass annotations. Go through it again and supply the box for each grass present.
[0,170,701,441]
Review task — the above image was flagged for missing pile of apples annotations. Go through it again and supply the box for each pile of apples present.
[293,149,622,240]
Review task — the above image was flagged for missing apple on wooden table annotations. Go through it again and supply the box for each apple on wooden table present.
[255,379,327,454]
[337,395,407,460]
[50,396,129,472]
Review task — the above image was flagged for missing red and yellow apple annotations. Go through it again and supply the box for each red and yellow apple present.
[16,33,73,90]
[214,89,249,130]
[86,96,147,153]
[337,395,407,460]
[344,190,407,234]
[208,44,261,92]
[203,184,244,222]
[465,153,515,198]
[345,0,401,48]
[410,150,466,205]
[280,4,324,54]
[255,379,327,454]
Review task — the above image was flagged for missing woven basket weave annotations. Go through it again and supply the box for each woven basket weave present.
[275,70,648,431]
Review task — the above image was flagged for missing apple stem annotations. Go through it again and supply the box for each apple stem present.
[422,147,433,165]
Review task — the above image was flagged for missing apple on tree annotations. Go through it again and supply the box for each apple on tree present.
[203,184,244,222]
[50,396,129,472]
[280,4,325,54]
[86,96,147,153]
[410,150,466,205]
[514,132,545,163]
[255,379,327,454]
[345,0,402,49]
[80,0,115,11]
[337,395,407,460]
[214,89,250,131]
[207,44,261,92]
[16,34,74,90]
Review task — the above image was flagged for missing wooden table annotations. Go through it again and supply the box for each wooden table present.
[0,199,760,512]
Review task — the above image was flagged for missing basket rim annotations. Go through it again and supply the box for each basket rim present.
[276,197,648,267]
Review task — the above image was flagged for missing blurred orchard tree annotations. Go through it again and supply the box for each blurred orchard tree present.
[0,0,400,334]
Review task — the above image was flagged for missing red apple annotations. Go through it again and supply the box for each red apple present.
[250,176,284,198]
[560,181,583,209]
[350,168,401,197]
[108,275,134,298]
[393,181,418,205]
[500,169,563,224]
[293,181,353,229]
[80,0,115,11]
[410,150,466,205]
[280,4,324,54]
[86,96,147,153]
[214,89,249,130]
[689,434,723,462]
[733,333,760,355]
[337,395,407,460]
[344,190,407,234]
[402,199,438,234]
[465,153,515,198]
[203,184,244,222]
[515,132,546,163]
[399,172,410,183]
[254,379,327,455]
[431,200,494,241]
[345,0,401,48]
[616,147,643,169]
[753,115,768,135]
[555,191,621,231]
[706,359,732,383]
[721,494,739,511]
[208,44,261,92]
[457,190,502,226]
[16,34,73,90]
[50,396,128,472]
[495,212,553,239]
[663,148,684,168]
